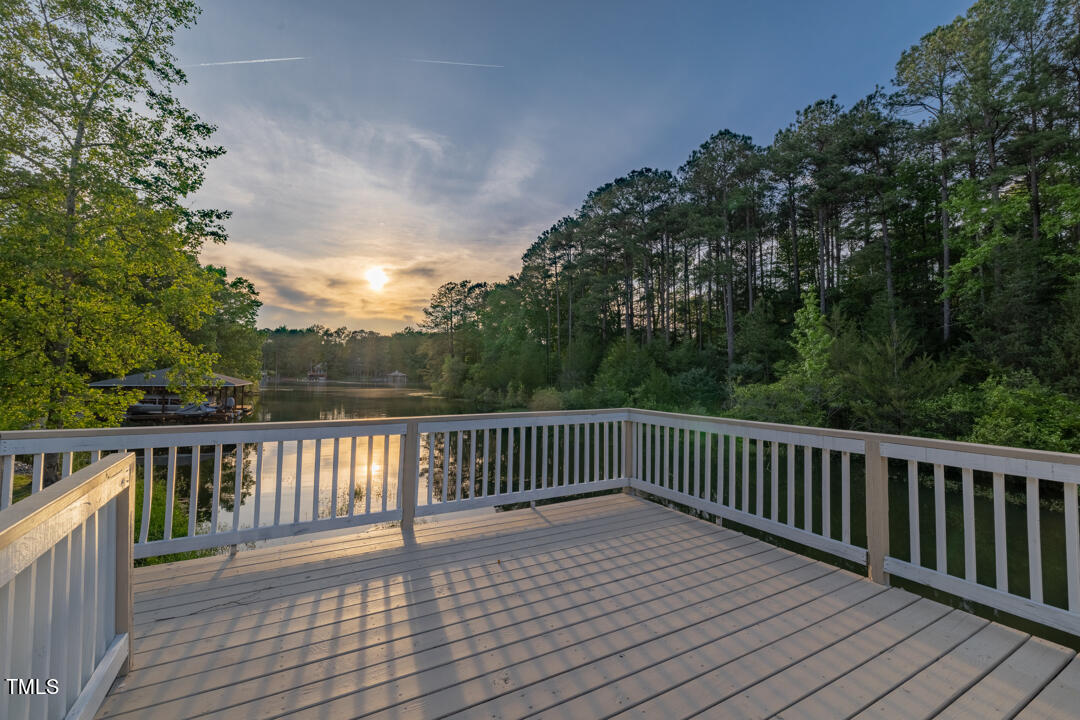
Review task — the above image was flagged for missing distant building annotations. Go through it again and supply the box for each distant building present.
[387,370,407,387]
[307,362,327,382]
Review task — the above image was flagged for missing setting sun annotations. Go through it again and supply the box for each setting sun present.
[364,266,389,292]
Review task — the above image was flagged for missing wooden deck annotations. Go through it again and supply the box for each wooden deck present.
[96,493,1080,720]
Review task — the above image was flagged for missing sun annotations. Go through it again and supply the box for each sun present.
[364,266,389,292]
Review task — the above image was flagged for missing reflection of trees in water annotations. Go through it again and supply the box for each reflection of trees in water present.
[189,445,255,520]
[135,445,256,525]
[427,431,502,502]
[327,483,366,519]
[121,424,622,538]
[425,427,607,502]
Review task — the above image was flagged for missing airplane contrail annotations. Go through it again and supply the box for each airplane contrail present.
[187,56,308,67]
[410,58,503,68]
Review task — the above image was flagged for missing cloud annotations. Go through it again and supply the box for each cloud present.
[406,132,448,159]
[476,140,543,205]
[192,107,564,330]
[395,263,439,279]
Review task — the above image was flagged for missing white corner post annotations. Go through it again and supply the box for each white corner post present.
[401,421,419,531]
[114,457,135,674]
[865,438,889,585]
[622,419,634,493]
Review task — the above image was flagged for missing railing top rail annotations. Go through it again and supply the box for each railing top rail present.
[2,405,1077,472]
[0,422,409,454]
[0,408,631,441]
[0,416,411,442]
[629,408,1080,469]
[0,452,132,585]
[415,409,630,431]
[0,409,633,454]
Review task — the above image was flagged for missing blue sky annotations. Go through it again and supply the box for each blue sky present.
[176,0,972,332]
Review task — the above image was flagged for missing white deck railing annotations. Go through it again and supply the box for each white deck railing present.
[1,408,1079,640]
[626,409,868,565]
[877,436,1080,638]
[0,452,134,720]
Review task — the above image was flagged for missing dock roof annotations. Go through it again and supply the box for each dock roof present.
[88,368,253,388]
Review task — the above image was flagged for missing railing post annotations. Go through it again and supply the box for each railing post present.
[1,454,13,509]
[865,438,889,585]
[621,419,634,492]
[114,453,135,674]
[401,421,419,532]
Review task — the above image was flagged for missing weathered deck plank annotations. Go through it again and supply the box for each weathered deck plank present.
[133,502,691,643]
[463,572,877,719]
[96,493,1078,720]
[131,513,723,671]
[702,598,953,719]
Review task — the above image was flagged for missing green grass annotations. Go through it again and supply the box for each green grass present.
[12,473,31,503]
[132,474,215,566]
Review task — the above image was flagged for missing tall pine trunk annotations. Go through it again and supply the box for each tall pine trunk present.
[789,182,800,297]
[881,206,896,332]
[567,249,573,369]
[817,206,827,313]
[940,163,951,343]
[624,256,633,347]
[745,206,754,313]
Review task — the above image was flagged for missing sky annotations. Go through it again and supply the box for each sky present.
[174,0,972,333]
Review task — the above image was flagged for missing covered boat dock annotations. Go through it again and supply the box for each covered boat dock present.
[89,368,254,424]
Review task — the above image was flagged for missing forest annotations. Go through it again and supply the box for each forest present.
[262,325,427,381]
[310,0,1080,453]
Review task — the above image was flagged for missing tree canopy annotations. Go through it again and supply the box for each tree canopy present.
[0,0,262,429]
[404,0,1080,451]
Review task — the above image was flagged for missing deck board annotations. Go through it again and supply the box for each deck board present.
[851,623,1028,719]
[935,636,1074,719]
[1014,655,1080,719]
[97,493,1078,720]
[774,610,987,719]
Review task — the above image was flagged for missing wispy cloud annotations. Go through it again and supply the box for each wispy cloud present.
[193,108,561,331]
[477,140,543,205]
[410,58,503,69]
[187,56,307,67]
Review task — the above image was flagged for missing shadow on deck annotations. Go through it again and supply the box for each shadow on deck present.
[99,494,1080,719]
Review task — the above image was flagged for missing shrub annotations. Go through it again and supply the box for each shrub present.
[967,372,1080,453]
[594,342,657,396]
[528,387,563,411]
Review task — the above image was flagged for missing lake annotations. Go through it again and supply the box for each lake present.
[250,383,471,422]
[197,384,471,540]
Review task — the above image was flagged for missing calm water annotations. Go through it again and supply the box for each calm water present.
[135,385,468,548]
[201,385,469,535]
[250,383,470,422]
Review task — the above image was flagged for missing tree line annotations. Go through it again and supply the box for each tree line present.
[412,0,1080,452]
[261,325,426,382]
